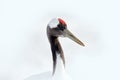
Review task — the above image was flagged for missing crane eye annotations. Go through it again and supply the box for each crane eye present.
[57,24,66,31]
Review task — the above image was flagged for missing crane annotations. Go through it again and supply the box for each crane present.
[25,18,85,80]
[47,18,85,75]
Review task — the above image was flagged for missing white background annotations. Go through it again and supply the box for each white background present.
[0,0,120,80]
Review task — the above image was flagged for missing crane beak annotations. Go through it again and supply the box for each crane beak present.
[63,29,85,46]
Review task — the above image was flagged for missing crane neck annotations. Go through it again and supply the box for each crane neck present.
[48,36,65,75]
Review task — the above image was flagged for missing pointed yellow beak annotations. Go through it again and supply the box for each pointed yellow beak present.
[63,29,85,46]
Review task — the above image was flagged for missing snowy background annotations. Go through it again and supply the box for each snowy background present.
[0,0,120,80]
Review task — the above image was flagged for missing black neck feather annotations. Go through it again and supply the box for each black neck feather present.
[49,36,65,75]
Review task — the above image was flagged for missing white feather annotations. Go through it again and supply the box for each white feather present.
[24,54,72,80]
[48,18,59,28]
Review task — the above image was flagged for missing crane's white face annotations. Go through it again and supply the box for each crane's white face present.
[48,18,60,28]
[47,18,67,37]
[48,18,67,30]
[47,18,85,46]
